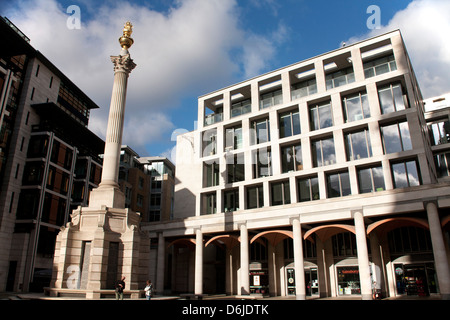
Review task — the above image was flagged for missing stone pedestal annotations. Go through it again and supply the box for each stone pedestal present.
[49,206,149,298]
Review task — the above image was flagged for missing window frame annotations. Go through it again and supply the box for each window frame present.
[297,175,320,202]
[309,101,333,131]
[342,91,371,123]
[311,136,336,167]
[345,128,372,161]
[281,143,303,173]
[357,165,385,194]
[326,171,351,198]
[270,180,291,206]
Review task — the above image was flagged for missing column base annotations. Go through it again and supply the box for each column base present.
[88,185,125,209]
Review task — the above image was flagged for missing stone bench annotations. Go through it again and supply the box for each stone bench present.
[44,287,144,299]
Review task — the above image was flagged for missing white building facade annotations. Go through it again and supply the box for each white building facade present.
[145,30,450,300]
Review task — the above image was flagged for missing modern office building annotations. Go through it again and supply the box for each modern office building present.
[118,146,175,223]
[145,30,450,299]
[0,17,104,292]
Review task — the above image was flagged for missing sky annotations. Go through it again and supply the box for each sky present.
[2,0,450,163]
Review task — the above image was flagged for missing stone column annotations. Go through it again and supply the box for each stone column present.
[89,43,136,209]
[353,210,372,300]
[156,232,165,295]
[194,228,203,295]
[426,201,450,299]
[240,223,250,295]
[292,217,306,300]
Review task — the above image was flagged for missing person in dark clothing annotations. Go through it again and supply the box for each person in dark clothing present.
[115,276,126,300]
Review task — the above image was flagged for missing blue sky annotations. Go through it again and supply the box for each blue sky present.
[2,0,450,161]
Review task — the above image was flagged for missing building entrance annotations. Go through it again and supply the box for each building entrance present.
[394,263,437,296]
[285,267,319,296]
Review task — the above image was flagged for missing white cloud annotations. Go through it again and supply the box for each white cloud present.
[347,0,450,99]
[5,0,287,154]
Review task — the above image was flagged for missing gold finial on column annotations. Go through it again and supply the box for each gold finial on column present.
[119,21,134,50]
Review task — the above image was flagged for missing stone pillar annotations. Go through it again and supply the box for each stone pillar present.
[426,201,450,299]
[225,248,233,295]
[89,34,136,209]
[353,210,372,300]
[369,232,385,296]
[240,223,250,295]
[156,232,165,295]
[194,228,203,295]
[316,237,328,298]
[292,217,306,300]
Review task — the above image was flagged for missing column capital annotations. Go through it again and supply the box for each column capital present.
[111,54,136,75]
[289,215,301,225]
[423,198,438,208]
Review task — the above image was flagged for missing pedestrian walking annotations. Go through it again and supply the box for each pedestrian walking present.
[115,276,126,300]
[144,280,153,300]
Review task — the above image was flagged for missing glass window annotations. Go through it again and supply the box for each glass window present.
[326,171,351,198]
[297,176,320,202]
[252,148,272,178]
[202,129,217,156]
[204,160,220,187]
[251,118,270,145]
[225,125,243,150]
[364,54,397,78]
[22,162,45,185]
[342,92,371,122]
[231,99,251,118]
[357,165,385,193]
[345,129,372,161]
[434,152,450,177]
[203,192,216,215]
[381,121,412,154]
[391,159,421,189]
[279,110,301,138]
[310,101,333,131]
[378,83,407,114]
[281,143,302,173]
[326,67,355,90]
[27,135,49,158]
[204,105,223,126]
[224,189,239,212]
[427,119,450,146]
[247,185,264,209]
[312,137,336,167]
[260,89,283,109]
[291,78,317,100]
[227,153,245,183]
[271,180,291,206]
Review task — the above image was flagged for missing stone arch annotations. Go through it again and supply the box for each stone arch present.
[303,224,356,243]
[366,217,429,237]
[250,230,294,247]
[205,234,240,249]
[167,238,196,251]
[442,215,450,231]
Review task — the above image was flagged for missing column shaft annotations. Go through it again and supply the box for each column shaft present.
[240,224,250,295]
[292,218,306,300]
[354,211,372,300]
[101,70,129,187]
[426,202,450,299]
[156,233,165,295]
[195,229,203,295]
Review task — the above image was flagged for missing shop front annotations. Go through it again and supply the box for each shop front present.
[249,270,268,295]
[394,263,437,296]
[337,266,361,296]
